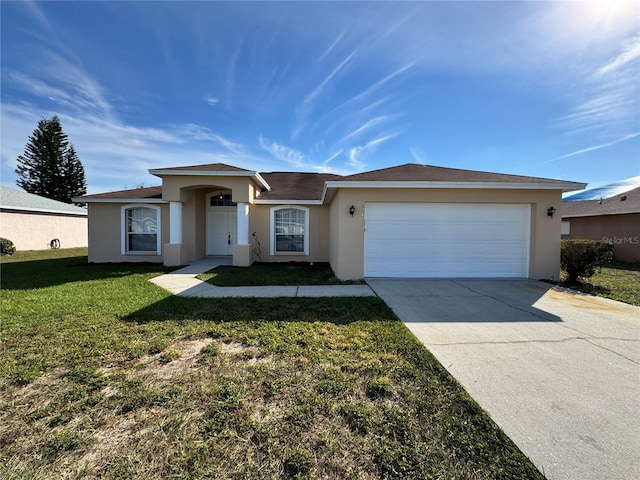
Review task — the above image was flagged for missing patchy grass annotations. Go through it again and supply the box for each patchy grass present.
[561,261,640,306]
[1,249,543,479]
[198,261,364,286]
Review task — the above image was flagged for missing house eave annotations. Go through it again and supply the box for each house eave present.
[253,199,323,205]
[148,169,272,191]
[0,205,87,216]
[320,181,586,203]
[562,211,639,219]
[72,198,168,204]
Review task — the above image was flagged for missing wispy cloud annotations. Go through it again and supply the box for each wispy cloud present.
[347,133,397,170]
[331,63,414,115]
[556,33,639,138]
[597,34,640,75]
[317,31,346,64]
[204,96,219,106]
[340,115,397,143]
[259,136,308,168]
[294,49,358,138]
[546,132,640,164]
[409,147,427,164]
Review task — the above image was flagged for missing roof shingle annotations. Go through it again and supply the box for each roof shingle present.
[0,186,87,215]
[338,163,579,185]
[562,186,640,218]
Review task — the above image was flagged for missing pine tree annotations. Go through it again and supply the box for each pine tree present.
[15,116,87,203]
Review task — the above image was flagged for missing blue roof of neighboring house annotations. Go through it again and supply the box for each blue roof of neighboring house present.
[563,176,640,202]
[0,185,87,216]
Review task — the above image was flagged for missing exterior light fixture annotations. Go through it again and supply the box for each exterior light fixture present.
[547,206,556,217]
[349,205,356,216]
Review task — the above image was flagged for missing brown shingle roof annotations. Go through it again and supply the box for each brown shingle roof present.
[79,186,163,200]
[338,163,580,185]
[258,172,341,200]
[562,186,640,218]
[151,163,252,172]
[78,163,583,203]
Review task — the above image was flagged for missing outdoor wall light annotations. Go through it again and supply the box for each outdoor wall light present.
[349,205,356,217]
[547,206,556,217]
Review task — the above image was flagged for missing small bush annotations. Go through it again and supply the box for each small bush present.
[561,239,613,284]
[0,237,16,255]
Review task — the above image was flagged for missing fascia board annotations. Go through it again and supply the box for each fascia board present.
[323,181,587,192]
[72,198,168,204]
[253,199,323,205]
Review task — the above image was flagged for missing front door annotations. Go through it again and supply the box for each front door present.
[206,211,237,255]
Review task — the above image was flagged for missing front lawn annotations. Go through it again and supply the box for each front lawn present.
[198,262,364,286]
[561,261,640,306]
[1,250,542,479]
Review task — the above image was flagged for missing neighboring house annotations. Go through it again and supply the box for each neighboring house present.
[0,185,88,251]
[75,163,584,280]
[561,177,640,262]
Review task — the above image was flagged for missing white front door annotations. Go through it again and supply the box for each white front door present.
[206,211,237,256]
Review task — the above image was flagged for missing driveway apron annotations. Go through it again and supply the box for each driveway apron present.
[367,279,640,480]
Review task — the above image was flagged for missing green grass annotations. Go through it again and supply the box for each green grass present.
[198,261,364,286]
[1,249,543,479]
[561,261,640,306]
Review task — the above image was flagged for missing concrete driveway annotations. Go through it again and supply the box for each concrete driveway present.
[367,279,640,480]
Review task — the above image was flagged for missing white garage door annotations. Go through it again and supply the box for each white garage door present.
[364,203,530,278]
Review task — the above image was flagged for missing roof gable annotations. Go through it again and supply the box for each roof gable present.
[339,163,578,185]
[151,163,252,172]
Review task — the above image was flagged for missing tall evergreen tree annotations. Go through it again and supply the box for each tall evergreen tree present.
[15,116,87,203]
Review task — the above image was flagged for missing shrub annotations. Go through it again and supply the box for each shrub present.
[561,239,613,284]
[0,237,16,255]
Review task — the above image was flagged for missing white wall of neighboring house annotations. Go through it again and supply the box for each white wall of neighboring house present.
[0,210,87,250]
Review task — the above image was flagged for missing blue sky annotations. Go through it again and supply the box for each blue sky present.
[2,1,639,194]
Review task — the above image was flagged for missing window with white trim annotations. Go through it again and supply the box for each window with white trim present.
[121,205,161,254]
[270,206,309,255]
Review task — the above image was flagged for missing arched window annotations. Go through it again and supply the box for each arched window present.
[270,206,309,255]
[121,204,161,254]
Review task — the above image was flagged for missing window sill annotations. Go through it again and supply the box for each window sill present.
[125,252,161,256]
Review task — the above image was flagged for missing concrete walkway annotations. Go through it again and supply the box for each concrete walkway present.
[150,258,375,298]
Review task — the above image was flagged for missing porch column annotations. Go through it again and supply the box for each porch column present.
[237,202,249,244]
[169,201,182,244]
[233,202,252,267]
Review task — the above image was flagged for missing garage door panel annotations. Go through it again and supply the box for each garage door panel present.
[364,203,530,278]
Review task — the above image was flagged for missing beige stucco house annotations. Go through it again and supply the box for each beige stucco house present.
[76,163,585,280]
[1,185,87,251]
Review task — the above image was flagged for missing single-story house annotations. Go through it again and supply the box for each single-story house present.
[0,185,88,251]
[75,163,585,280]
[561,181,640,262]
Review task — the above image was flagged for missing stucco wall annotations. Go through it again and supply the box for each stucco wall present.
[328,188,562,280]
[161,176,256,204]
[0,210,87,251]
[567,214,640,262]
[249,204,331,263]
[87,202,168,263]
